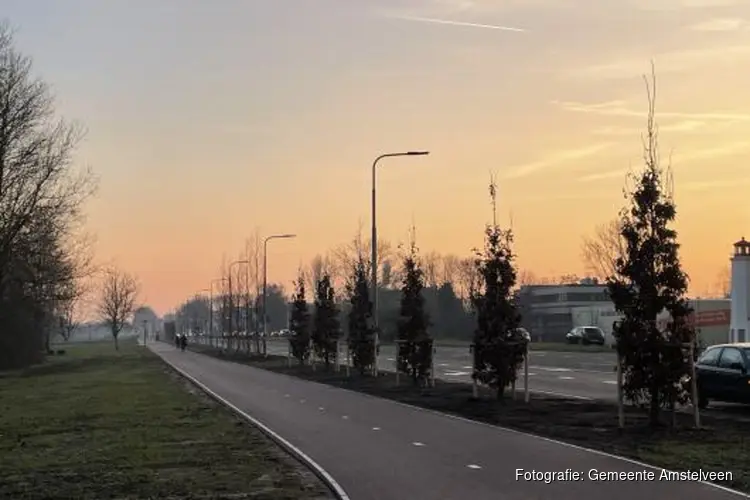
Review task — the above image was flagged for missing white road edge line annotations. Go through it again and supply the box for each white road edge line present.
[467,464,482,470]
[154,350,351,500]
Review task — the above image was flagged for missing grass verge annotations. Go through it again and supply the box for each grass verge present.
[190,343,749,494]
[0,339,333,500]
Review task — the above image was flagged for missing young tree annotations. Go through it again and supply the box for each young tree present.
[312,274,340,368]
[97,267,139,350]
[346,257,376,375]
[470,178,525,401]
[607,66,694,427]
[396,236,432,385]
[289,269,311,365]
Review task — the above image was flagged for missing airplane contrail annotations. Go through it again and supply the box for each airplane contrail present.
[396,16,525,32]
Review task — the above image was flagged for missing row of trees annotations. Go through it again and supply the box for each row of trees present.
[173,64,695,427]
[287,66,700,427]
[286,229,435,383]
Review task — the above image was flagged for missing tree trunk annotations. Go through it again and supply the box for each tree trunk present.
[114,335,119,351]
[649,383,660,427]
[496,382,505,401]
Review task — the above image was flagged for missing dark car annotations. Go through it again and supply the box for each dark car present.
[565,326,606,345]
[695,342,750,408]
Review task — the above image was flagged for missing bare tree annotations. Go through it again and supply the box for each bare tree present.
[712,265,731,298]
[97,267,139,350]
[331,222,392,291]
[0,23,97,368]
[422,251,441,288]
[441,254,460,285]
[581,219,626,280]
[454,257,480,303]
[517,270,539,287]
[307,253,334,292]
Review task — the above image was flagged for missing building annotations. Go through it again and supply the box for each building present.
[571,298,731,348]
[517,280,611,342]
[730,237,750,343]
[133,306,160,340]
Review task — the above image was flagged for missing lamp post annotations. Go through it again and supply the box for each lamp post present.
[371,151,429,373]
[263,233,297,356]
[196,288,210,338]
[209,278,226,347]
[229,260,250,348]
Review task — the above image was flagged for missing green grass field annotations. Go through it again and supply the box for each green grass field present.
[0,340,332,500]
[190,344,750,494]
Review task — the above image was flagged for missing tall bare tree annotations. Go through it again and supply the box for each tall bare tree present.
[332,222,392,292]
[0,23,96,368]
[422,251,441,288]
[581,219,626,280]
[441,254,460,285]
[454,257,480,303]
[97,267,139,350]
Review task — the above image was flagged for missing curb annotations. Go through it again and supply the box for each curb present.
[152,346,351,500]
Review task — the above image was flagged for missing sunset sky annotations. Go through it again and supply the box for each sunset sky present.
[5,0,750,315]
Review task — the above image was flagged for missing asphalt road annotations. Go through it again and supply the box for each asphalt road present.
[263,339,619,401]
[151,342,743,500]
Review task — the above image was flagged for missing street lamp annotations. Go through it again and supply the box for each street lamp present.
[209,277,226,346]
[371,151,429,371]
[196,288,210,337]
[263,233,297,356]
[229,260,250,341]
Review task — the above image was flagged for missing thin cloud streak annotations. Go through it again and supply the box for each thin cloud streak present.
[688,18,748,31]
[554,100,750,122]
[503,143,614,179]
[579,168,630,182]
[394,16,526,32]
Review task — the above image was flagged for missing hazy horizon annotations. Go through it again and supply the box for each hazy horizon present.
[6,0,750,314]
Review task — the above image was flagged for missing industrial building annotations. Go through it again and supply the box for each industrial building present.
[519,237,750,346]
[570,299,730,348]
[516,279,611,342]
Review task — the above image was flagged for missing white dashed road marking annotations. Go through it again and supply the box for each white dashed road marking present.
[387,357,395,361]
[318,407,325,411]
[467,464,482,470]
[284,394,290,398]
[342,415,349,420]
[602,380,617,384]
[438,363,450,367]
[412,442,426,447]
[372,427,381,431]
[300,399,306,403]
[444,371,471,376]
[462,366,473,370]
[558,376,574,380]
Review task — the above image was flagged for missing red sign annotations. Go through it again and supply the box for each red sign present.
[690,309,730,327]
[655,309,730,330]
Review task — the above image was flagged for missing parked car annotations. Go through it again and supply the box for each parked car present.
[565,326,606,345]
[694,342,750,408]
